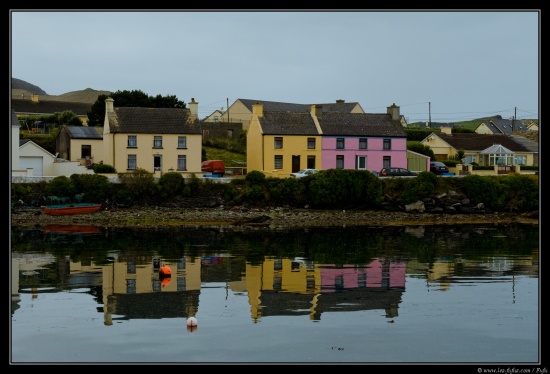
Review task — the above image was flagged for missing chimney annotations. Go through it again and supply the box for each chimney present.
[336,99,345,104]
[105,97,114,113]
[188,98,198,121]
[441,126,452,135]
[387,103,400,120]
[252,103,264,117]
[31,94,39,103]
[311,105,322,118]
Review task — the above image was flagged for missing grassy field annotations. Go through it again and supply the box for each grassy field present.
[202,146,246,167]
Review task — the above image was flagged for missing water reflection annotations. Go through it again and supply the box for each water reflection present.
[11,224,539,326]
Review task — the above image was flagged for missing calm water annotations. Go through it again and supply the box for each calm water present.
[10,224,540,364]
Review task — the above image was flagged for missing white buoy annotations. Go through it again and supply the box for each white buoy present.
[186,317,197,327]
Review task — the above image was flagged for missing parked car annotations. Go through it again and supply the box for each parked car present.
[378,168,417,177]
[430,161,450,175]
[290,169,319,178]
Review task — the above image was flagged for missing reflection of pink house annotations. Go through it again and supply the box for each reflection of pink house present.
[320,258,406,292]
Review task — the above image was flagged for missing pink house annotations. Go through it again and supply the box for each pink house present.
[319,104,408,174]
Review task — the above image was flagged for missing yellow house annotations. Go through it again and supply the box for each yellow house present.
[55,125,104,165]
[475,115,531,135]
[12,95,90,127]
[421,129,537,166]
[225,98,365,131]
[102,98,203,176]
[247,103,322,177]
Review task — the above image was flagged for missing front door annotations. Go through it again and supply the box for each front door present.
[356,156,367,170]
[154,155,162,171]
[292,155,300,173]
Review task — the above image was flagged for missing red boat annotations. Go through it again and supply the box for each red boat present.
[41,203,102,216]
[41,224,101,234]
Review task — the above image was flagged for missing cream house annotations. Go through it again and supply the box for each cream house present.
[225,99,365,132]
[421,130,537,166]
[102,98,203,176]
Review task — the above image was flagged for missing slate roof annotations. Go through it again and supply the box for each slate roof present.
[237,99,360,113]
[436,133,531,153]
[258,112,319,135]
[108,107,201,134]
[12,109,20,126]
[318,113,406,137]
[508,135,539,153]
[19,139,31,146]
[12,99,91,116]
[479,117,529,135]
[64,125,103,139]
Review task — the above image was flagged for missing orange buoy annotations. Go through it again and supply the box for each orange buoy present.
[186,317,197,327]
[160,276,171,287]
[159,265,172,276]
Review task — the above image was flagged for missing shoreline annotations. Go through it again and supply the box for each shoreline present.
[10,206,539,231]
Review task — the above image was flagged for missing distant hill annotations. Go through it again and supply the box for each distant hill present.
[11,78,111,104]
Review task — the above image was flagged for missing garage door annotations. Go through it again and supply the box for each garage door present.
[19,157,43,176]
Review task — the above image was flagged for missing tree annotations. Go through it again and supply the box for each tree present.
[87,90,187,126]
[407,143,436,160]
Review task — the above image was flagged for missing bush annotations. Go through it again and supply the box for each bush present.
[245,170,266,185]
[118,168,156,200]
[69,173,111,203]
[158,172,185,198]
[502,174,539,212]
[44,176,75,200]
[267,177,305,206]
[92,163,116,173]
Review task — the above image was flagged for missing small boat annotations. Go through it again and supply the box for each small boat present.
[40,203,102,216]
[42,224,101,234]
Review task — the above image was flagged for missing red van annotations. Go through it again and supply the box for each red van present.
[201,160,225,177]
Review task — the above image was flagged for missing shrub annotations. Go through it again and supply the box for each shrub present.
[502,174,539,212]
[118,168,156,199]
[92,163,117,173]
[44,176,75,199]
[245,170,266,185]
[158,172,185,198]
[69,173,111,203]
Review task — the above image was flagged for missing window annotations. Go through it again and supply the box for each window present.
[213,115,219,122]
[356,156,367,170]
[126,279,136,294]
[336,155,344,169]
[336,138,345,149]
[274,137,283,149]
[227,129,234,138]
[359,138,367,149]
[128,155,137,170]
[177,155,187,170]
[307,155,316,169]
[383,156,391,169]
[81,145,91,158]
[128,135,137,148]
[154,136,163,148]
[178,136,187,149]
[307,138,316,149]
[274,155,283,169]
[515,155,527,165]
[383,139,391,150]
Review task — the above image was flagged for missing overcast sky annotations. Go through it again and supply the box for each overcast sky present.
[10,10,540,123]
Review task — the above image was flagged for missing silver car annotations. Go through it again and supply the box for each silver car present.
[290,169,319,178]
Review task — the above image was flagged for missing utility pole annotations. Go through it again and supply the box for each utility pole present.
[428,102,431,128]
[226,98,229,123]
[512,107,517,131]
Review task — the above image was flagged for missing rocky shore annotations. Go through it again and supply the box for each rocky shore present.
[10,205,539,231]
